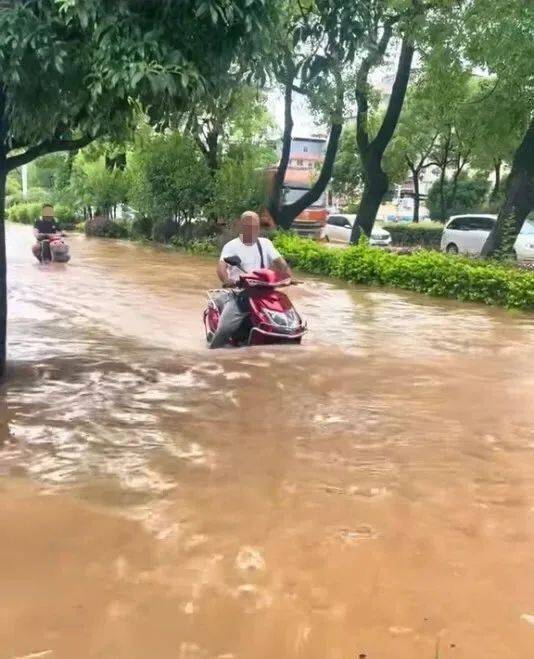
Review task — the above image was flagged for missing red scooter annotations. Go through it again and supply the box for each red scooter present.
[203,256,307,346]
[33,233,71,263]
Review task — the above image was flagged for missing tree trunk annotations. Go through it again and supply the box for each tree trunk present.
[450,154,468,213]
[353,39,414,240]
[192,121,220,176]
[267,73,294,225]
[205,129,219,173]
[491,158,502,200]
[438,164,447,222]
[276,122,342,230]
[0,86,7,377]
[411,166,420,223]
[0,165,6,378]
[482,118,534,258]
[436,129,452,222]
[0,85,98,376]
[354,158,389,238]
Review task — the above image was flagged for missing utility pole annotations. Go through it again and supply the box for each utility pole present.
[21,164,28,199]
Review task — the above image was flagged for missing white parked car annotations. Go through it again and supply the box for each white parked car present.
[440,214,534,260]
[321,214,392,246]
[516,220,534,260]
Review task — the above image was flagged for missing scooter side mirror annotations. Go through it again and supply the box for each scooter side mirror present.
[224,256,242,267]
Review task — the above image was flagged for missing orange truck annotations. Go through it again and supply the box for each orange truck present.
[261,166,329,237]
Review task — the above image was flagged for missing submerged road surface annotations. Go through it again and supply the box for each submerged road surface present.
[2,223,534,659]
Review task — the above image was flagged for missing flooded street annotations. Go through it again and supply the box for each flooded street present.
[2,222,534,659]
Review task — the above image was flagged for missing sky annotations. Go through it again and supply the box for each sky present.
[268,62,398,137]
[268,88,322,136]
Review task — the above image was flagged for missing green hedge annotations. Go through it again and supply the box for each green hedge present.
[7,202,42,224]
[53,204,77,227]
[7,201,76,227]
[383,221,444,248]
[170,236,218,255]
[85,216,129,238]
[129,216,154,241]
[272,233,534,311]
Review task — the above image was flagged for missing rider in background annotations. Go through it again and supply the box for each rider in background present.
[32,204,61,261]
[210,210,292,348]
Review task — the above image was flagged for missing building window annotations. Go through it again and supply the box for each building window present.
[297,159,303,167]
[303,146,308,152]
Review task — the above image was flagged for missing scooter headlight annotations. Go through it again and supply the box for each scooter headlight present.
[264,308,301,330]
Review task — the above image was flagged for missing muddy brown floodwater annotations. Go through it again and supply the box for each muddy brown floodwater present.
[2,223,534,659]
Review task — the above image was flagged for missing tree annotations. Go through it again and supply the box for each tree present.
[69,155,128,219]
[351,2,476,235]
[427,175,489,219]
[352,32,415,240]
[26,153,65,190]
[266,0,350,229]
[459,0,534,257]
[331,124,364,204]
[353,0,475,239]
[384,91,438,222]
[0,0,271,374]
[467,80,529,202]
[127,131,212,230]
[209,143,276,222]
[185,78,274,174]
[332,112,409,212]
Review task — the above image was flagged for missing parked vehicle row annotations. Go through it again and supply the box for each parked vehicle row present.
[317,211,534,262]
[441,214,534,261]
[320,214,392,246]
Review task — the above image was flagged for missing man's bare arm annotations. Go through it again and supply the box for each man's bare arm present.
[272,257,292,280]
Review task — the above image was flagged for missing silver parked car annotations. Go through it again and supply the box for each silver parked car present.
[320,214,392,246]
[440,214,534,261]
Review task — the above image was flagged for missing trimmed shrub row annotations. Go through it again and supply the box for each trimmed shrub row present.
[272,233,534,311]
[170,236,218,254]
[7,202,42,224]
[85,216,129,238]
[383,221,444,249]
[7,202,76,227]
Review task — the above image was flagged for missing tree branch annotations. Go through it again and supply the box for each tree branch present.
[6,134,96,171]
[283,122,342,221]
[463,78,500,106]
[193,132,209,156]
[406,155,416,172]
[292,84,309,96]
[268,67,295,221]
[355,23,393,155]
[372,38,415,154]
[296,0,311,21]
[416,131,439,171]
[283,66,344,221]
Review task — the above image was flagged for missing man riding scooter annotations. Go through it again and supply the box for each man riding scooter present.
[32,204,67,262]
[210,210,293,349]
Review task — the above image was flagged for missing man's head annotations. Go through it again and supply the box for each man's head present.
[42,204,54,218]
[240,210,260,244]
